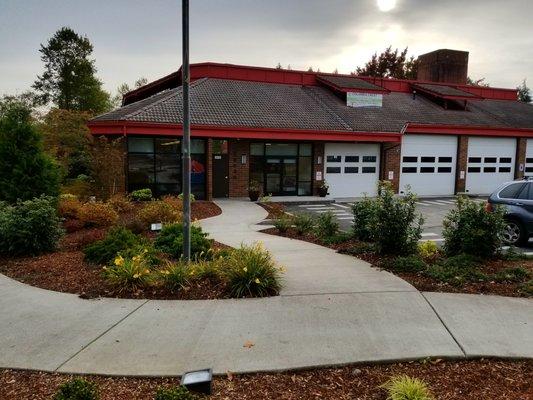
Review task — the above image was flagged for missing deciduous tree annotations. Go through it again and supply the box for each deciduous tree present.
[354,46,418,79]
[517,79,532,103]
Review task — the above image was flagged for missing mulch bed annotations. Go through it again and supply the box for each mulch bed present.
[0,201,229,300]
[1,359,531,399]
[262,227,532,298]
[258,202,285,219]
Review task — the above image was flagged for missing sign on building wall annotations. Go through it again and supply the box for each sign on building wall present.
[347,92,383,108]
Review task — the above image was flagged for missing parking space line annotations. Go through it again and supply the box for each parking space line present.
[416,202,435,206]
[333,203,350,209]
[433,200,455,205]
[419,238,445,242]
[338,217,353,220]
[421,201,449,206]
[421,233,438,237]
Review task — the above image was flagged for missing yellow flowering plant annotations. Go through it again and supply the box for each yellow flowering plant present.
[102,252,154,292]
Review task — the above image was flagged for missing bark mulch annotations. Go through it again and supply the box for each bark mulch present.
[1,359,531,399]
[261,227,533,298]
[258,202,285,219]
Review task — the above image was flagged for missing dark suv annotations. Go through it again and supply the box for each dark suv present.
[488,179,533,246]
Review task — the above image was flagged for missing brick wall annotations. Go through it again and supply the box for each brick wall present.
[228,139,250,197]
[206,138,213,200]
[312,142,325,195]
[515,137,527,180]
[455,136,468,193]
[381,142,401,193]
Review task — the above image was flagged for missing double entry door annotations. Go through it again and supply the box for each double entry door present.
[264,156,297,196]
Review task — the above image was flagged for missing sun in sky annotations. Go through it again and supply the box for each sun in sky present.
[377,0,397,12]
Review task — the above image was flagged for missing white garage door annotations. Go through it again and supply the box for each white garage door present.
[399,135,457,196]
[466,137,516,195]
[525,139,533,177]
[324,143,380,197]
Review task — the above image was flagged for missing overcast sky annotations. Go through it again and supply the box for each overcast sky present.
[1,0,532,97]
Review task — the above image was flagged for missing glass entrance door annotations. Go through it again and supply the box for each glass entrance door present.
[264,157,297,195]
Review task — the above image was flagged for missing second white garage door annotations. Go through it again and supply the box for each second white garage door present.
[324,143,380,197]
[399,135,457,196]
[465,137,516,195]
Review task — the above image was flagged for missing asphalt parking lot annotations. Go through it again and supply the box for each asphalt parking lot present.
[282,197,533,255]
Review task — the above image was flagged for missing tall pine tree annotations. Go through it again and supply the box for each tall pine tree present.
[517,79,532,103]
[355,46,419,79]
[33,27,111,113]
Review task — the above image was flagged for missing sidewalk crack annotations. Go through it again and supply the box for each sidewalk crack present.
[53,299,150,372]
[421,293,467,357]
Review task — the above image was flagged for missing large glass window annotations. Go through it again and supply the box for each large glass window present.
[127,137,205,199]
[250,142,313,196]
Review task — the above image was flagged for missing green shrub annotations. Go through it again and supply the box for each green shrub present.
[274,215,292,233]
[321,231,353,245]
[155,386,198,400]
[159,261,189,291]
[130,188,152,201]
[380,375,433,400]
[190,258,224,281]
[137,200,182,227]
[519,279,533,296]
[77,201,119,228]
[426,254,486,285]
[352,196,378,241]
[386,255,427,273]
[0,102,60,204]
[102,251,154,292]
[154,223,212,259]
[442,196,506,258]
[0,195,63,256]
[417,241,440,263]
[177,193,196,202]
[375,185,423,255]
[225,243,283,297]
[83,227,142,265]
[492,267,530,283]
[53,378,99,400]
[314,211,339,238]
[293,213,315,235]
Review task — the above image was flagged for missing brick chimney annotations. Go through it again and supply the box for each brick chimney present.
[417,49,469,85]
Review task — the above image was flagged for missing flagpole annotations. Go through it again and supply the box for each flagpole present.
[182,0,191,262]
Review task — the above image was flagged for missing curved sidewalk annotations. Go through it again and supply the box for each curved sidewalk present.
[0,200,531,376]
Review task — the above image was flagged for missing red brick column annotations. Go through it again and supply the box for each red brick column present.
[206,138,213,200]
[455,136,468,193]
[312,142,325,196]
[228,139,250,197]
[515,137,527,179]
[381,142,401,193]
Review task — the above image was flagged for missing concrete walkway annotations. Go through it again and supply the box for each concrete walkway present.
[0,200,531,376]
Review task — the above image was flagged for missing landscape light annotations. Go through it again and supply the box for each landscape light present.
[180,368,213,394]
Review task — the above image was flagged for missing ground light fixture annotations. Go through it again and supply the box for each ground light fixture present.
[180,368,213,394]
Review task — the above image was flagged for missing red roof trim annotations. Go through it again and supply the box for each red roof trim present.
[411,83,483,101]
[406,123,533,137]
[87,121,401,143]
[315,76,389,95]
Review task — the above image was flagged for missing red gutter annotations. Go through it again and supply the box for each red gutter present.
[406,123,533,137]
[315,76,390,95]
[87,121,402,143]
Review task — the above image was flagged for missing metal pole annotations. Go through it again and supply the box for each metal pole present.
[182,0,191,262]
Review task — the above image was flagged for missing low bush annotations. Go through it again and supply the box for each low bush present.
[380,375,434,400]
[225,243,283,297]
[293,213,315,235]
[102,251,154,292]
[60,178,92,201]
[442,196,506,258]
[519,279,533,296]
[155,386,198,400]
[0,196,63,256]
[63,218,85,233]
[274,215,292,233]
[158,261,189,291]
[77,201,119,228]
[386,255,427,273]
[190,257,224,281]
[492,266,530,283]
[121,214,147,234]
[321,231,353,245]
[53,378,99,400]
[154,223,212,259]
[58,196,83,219]
[352,196,378,241]
[137,200,182,228]
[177,193,196,202]
[162,195,184,212]
[417,241,440,263]
[84,227,143,265]
[107,193,133,213]
[314,211,339,239]
[130,188,152,201]
[375,185,423,255]
[426,254,485,285]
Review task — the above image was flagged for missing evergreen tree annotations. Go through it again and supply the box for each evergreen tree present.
[33,27,111,113]
[0,101,60,203]
[517,79,532,103]
[355,46,418,79]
